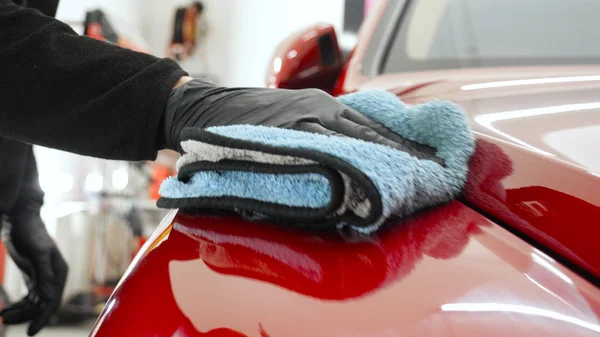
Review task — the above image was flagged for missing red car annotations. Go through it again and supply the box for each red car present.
[92,0,600,336]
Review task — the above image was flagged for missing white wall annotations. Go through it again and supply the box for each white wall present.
[140,0,344,87]
[55,0,345,86]
[226,0,344,87]
[56,0,148,48]
[139,0,236,84]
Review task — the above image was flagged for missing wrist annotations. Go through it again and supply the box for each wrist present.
[164,78,220,152]
[163,80,189,151]
[173,76,193,89]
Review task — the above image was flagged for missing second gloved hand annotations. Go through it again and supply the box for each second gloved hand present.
[1,212,68,336]
[163,79,437,159]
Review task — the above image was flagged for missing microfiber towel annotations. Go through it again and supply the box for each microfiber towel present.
[158,90,475,233]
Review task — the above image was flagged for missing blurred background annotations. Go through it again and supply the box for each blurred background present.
[2,0,379,335]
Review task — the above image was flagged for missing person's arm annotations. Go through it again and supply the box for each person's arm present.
[20,0,59,17]
[1,146,68,337]
[0,0,410,162]
[0,0,187,160]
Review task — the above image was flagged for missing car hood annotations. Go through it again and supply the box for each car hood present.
[92,202,600,337]
[361,65,600,281]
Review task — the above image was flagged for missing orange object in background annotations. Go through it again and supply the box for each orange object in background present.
[168,2,205,61]
[84,9,149,53]
[149,165,175,200]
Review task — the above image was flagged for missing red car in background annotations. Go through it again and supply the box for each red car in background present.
[92,0,600,336]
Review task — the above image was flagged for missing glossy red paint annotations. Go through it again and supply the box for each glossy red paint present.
[266,24,343,93]
[331,49,353,96]
[360,67,600,280]
[92,195,600,336]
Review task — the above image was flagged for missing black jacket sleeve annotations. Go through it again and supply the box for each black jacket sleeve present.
[6,146,44,221]
[17,0,59,17]
[0,0,187,160]
[0,138,30,213]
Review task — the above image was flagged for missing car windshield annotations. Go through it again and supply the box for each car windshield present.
[383,0,600,73]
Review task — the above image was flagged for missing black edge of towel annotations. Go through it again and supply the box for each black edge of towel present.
[159,160,345,222]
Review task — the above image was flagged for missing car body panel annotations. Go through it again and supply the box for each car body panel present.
[92,202,600,337]
[359,67,600,280]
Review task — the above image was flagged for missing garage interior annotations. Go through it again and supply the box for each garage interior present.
[2,0,600,336]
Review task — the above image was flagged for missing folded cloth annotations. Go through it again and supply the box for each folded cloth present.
[158,90,475,233]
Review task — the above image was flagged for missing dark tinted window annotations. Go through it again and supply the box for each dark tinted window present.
[383,0,600,73]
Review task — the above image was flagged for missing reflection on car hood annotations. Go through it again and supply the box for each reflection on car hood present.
[91,199,600,337]
[174,200,482,301]
[362,65,600,280]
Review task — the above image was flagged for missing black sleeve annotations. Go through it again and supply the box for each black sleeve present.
[21,0,59,17]
[6,146,44,221]
[0,0,187,160]
[0,139,30,213]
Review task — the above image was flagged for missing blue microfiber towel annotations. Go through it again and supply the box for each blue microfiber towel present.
[157,90,475,233]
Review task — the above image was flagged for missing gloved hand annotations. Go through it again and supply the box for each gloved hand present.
[1,212,68,336]
[163,79,437,159]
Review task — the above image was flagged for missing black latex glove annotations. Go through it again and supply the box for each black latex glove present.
[0,147,67,336]
[1,212,68,336]
[163,79,437,159]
